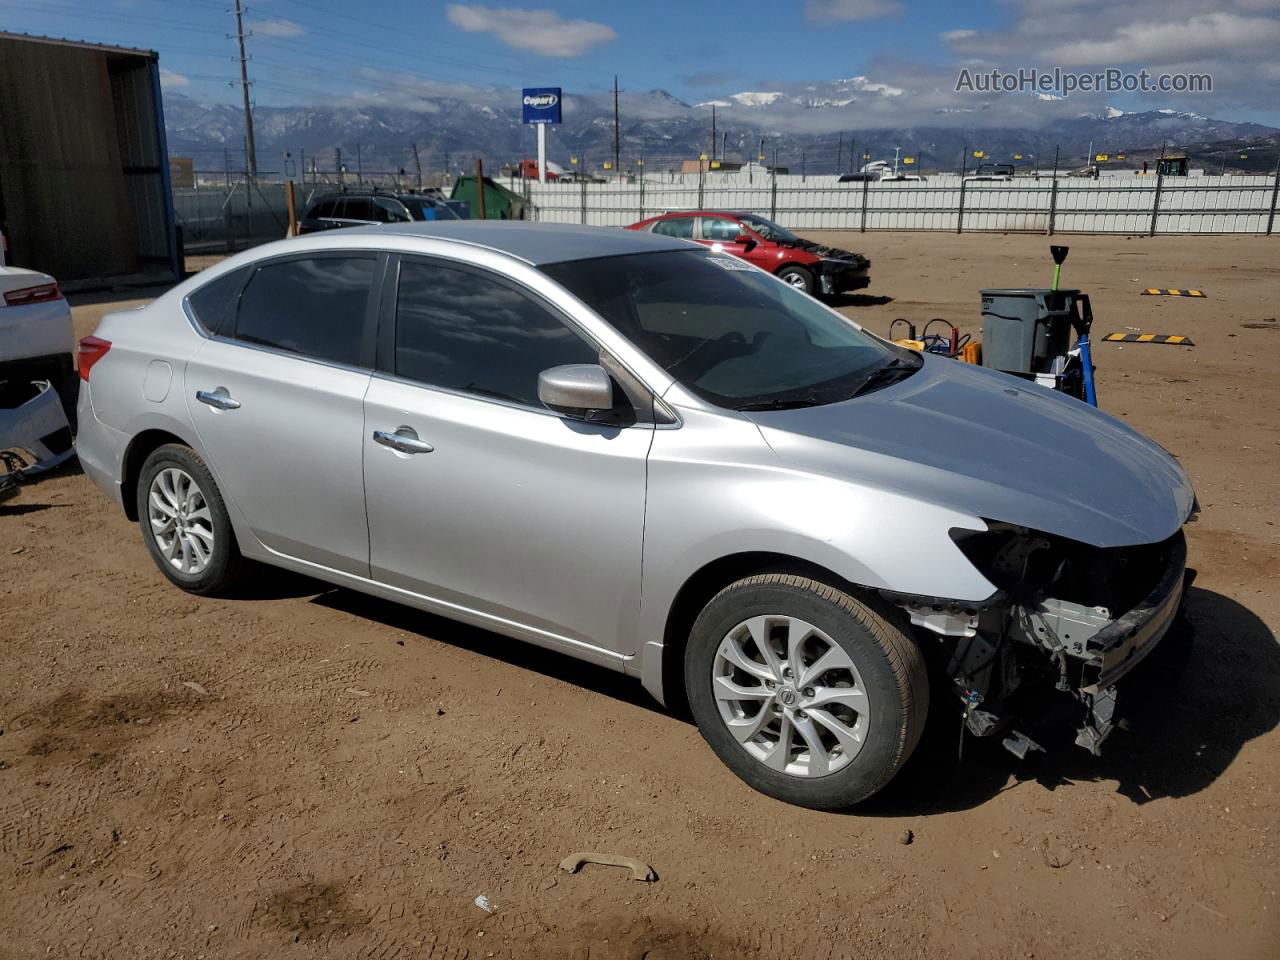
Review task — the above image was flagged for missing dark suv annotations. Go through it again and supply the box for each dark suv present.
[296,191,461,235]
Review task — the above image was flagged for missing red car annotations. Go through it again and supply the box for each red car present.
[626,211,871,296]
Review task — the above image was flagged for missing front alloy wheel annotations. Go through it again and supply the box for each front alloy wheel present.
[713,615,869,777]
[685,573,927,809]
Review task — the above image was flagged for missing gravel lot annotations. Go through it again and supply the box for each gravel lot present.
[2,232,1277,959]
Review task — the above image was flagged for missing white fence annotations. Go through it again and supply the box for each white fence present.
[526,173,1280,235]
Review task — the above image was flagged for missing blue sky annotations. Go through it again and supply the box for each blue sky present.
[3,1,1278,125]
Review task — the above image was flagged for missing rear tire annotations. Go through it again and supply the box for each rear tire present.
[685,574,928,809]
[776,265,815,295]
[136,443,243,596]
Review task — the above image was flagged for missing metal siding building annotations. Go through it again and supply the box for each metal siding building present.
[0,33,179,284]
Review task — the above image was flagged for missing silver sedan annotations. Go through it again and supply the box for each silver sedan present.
[75,222,1195,808]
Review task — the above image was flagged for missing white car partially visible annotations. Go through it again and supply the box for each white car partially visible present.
[0,266,76,490]
[0,266,74,384]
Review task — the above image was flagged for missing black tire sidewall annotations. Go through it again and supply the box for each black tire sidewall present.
[136,443,238,595]
[685,579,919,809]
[777,265,815,295]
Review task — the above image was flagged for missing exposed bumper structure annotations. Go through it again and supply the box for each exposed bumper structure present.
[0,379,75,502]
[817,261,872,296]
[893,526,1190,758]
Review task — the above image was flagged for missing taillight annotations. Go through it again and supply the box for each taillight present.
[78,336,112,381]
[3,282,63,306]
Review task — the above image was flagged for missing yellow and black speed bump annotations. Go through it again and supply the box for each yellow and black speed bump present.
[1141,288,1206,297]
[1102,333,1195,346]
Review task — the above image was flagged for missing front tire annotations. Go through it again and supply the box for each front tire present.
[685,574,928,809]
[776,265,816,295]
[136,443,243,595]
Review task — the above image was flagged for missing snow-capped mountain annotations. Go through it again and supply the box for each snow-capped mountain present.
[163,89,1278,176]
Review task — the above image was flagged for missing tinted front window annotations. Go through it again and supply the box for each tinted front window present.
[650,217,693,239]
[343,198,374,221]
[699,217,742,241]
[373,197,410,223]
[401,196,460,221]
[307,200,335,219]
[233,257,375,366]
[541,251,899,410]
[394,260,598,407]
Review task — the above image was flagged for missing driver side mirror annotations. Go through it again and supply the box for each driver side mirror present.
[734,233,757,253]
[538,364,614,420]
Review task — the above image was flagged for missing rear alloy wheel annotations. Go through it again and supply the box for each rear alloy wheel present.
[148,467,214,576]
[686,574,928,809]
[137,443,243,595]
[776,265,815,295]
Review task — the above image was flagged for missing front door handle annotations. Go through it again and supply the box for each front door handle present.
[196,387,240,410]
[373,427,434,454]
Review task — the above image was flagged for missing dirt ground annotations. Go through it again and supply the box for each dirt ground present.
[2,233,1277,960]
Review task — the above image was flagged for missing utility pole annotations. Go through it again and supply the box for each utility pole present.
[412,143,423,189]
[356,141,363,184]
[231,0,257,177]
[836,134,843,176]
[721,132,727,168]
[612,75,621,177]
[711,104,716,162]
[336,147,344,187]
[475,157,487,219]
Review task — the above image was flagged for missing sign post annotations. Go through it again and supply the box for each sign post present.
[522,87,562,184]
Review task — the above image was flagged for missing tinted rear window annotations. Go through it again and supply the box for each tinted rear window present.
[187,267,250,334]
[650,218,693,239]
[232,257,375,366]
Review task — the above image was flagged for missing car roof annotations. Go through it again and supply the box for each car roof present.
[651,210,747,219]
[339,221,696,265]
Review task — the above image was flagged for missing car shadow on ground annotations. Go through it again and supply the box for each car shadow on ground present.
[270,577,1274,812]
[309,588,667,715]
[860,586,1279,816]
[828,293,894,308]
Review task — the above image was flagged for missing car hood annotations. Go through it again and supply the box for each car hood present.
[746,356,1194,548]
[788,239,869,268]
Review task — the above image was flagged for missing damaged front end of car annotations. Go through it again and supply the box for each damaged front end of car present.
[883,519,1193,758]
[0,378,75,504]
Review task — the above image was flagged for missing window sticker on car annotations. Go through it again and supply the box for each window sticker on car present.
[706,256,753,271]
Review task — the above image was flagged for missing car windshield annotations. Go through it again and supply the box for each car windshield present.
[400,196,459,220]
[541,250,908,410]
[736,214,801,245]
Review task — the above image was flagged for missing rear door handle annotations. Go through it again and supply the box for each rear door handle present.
[373,428,434,454]
[196,388,240,410]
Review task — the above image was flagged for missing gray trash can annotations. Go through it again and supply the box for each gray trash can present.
[979,288,1080,375]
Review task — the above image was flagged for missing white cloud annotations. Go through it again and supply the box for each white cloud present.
[249,18,306,39]
[804,0,903,22]
[938,1,1280,115]
[1042,12,1280,66]
[159,68,188,88]
[445,5,615,57]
